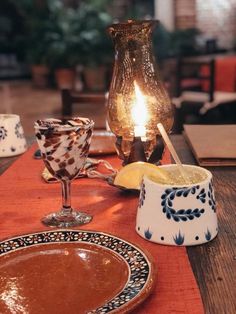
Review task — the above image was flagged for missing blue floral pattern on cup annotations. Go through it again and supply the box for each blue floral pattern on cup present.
[144,228,153,240]
[173,230,185,245]
[15,122,25,139]
[205,228,212,241]
[138,181,146,208]
[0,126,7,140]
[161,186,205,222]
[196,187,206,203]
[208,180,216,212]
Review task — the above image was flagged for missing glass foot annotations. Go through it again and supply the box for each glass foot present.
[41,211,92,228]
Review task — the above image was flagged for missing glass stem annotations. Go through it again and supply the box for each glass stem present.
[61,180,72,215]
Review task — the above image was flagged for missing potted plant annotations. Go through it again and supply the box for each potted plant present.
[12,0,53,87]
[77,2,113,91]
[46,1,84,89]
[28,38,51,88]
[47,34,77,90]
[169,28,201,57]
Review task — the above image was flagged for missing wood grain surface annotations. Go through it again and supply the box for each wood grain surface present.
[0,135,235,314]
[172,135,236,314]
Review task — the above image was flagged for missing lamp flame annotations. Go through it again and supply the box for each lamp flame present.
[131,81,148,137]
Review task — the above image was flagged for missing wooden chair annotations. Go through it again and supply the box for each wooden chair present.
[173,57,236,132]
[61,89,108,129]
[174,58,215,104]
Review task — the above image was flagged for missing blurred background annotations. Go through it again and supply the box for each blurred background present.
[1,0,236,136]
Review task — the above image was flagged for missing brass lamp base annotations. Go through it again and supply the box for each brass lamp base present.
[115,135,165,165]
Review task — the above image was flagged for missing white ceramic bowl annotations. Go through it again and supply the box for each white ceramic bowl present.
[136,164,218,246]
[0,114,27,157]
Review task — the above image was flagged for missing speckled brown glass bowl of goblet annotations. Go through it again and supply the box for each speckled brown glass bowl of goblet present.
[34,117,94,227]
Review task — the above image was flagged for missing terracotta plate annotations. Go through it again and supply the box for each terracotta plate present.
[0,230,156,314]
[89,130,116,156]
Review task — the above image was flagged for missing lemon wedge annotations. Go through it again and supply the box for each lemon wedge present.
[114,162,170,190]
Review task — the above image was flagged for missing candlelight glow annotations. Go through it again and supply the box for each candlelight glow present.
[131,81,148,137]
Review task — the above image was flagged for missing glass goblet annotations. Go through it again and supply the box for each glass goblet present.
[34,117,94,227]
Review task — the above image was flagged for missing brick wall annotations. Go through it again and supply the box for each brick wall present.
[196,0,236,49]
[175,0,196,29]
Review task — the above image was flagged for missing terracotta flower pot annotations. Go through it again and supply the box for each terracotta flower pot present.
[55,68,76,89]
[31,65,50,88]
[83,66,107,91]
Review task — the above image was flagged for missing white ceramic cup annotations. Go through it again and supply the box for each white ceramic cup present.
[136,164,218,246]
[0,114,27,157]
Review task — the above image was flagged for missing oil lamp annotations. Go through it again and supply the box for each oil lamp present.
[107,20,174,164]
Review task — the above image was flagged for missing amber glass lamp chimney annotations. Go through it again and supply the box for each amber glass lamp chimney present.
[107,20,173,164]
